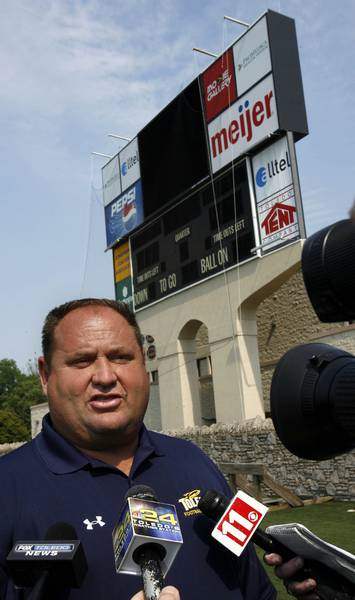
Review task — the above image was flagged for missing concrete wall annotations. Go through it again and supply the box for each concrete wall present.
[138,241,303,430]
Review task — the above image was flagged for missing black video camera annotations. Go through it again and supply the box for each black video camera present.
[271,219,355,460]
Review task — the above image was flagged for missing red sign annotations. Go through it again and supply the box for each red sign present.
[212,491,268,557]
[202,49,237,123]
[261,202,296,236]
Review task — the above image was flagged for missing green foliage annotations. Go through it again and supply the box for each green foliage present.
[0,358,46,442]
[2,374,46,426]
[0,408,29,443]
[0,359,22,399]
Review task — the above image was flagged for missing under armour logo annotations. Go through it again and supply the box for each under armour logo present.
[83,516,106,530]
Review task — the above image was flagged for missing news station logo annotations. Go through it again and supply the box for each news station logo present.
[255,151,291,188]
[202,49,237,123]
[212,491,268,557]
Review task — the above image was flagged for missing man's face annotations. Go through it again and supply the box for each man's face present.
[38,306,150,449]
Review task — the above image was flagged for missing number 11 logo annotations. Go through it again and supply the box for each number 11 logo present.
[212,491,268,556]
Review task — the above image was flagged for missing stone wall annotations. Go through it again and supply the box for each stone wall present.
[166,419,355,501]
[256,270,355,413]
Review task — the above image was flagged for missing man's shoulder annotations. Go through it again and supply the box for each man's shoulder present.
[0,439,37,472]
[148,429,205,454]
[147,429,218,469]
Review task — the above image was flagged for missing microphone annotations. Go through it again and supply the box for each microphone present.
[112,484,183,600]
[6,522,87,599]
[199,489,355,600]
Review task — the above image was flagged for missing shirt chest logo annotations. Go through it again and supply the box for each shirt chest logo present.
[178,489,202,517]
[83,516,106,530]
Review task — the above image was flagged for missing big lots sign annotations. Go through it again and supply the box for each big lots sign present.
[208,74,278,174]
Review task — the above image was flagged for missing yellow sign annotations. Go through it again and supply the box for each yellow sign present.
[113,242,131,283]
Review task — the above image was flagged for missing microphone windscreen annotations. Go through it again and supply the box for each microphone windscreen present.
[124,485,157,502]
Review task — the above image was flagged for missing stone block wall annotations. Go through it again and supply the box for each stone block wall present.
[166,418,355,501]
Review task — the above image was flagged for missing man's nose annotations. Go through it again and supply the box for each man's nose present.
[91,357,117,387]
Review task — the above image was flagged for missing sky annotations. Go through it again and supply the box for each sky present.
[0,0,354,371]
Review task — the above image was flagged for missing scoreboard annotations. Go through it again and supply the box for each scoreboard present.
[107,9,308,311]
[130,161,255,310]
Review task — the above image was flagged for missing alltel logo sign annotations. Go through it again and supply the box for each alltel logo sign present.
[208,74,278,174]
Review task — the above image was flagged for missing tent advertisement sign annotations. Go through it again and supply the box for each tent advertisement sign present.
[105,180,144,248]
[252,136,300,252]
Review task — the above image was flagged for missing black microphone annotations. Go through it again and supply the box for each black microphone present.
[199,489,355,600]
[6,522,87,599]
[112,484,183,600]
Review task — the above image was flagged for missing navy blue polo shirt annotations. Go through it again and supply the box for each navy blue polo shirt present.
[0,416,275,599]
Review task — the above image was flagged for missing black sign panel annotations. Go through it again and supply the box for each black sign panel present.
[130,161,255,310]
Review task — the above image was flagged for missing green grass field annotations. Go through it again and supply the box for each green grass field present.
[255,501,355,599]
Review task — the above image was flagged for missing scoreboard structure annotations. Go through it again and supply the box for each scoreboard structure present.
[104,10,308,311]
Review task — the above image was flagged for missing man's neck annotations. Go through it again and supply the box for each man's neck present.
[77,436,139,475]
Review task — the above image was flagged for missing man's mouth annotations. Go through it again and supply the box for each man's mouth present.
[89,394,124,411]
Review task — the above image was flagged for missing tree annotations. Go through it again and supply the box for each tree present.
[0,358,47,441]
[0,359,22,400]
[0,408,29,443]
[3,374,46,431]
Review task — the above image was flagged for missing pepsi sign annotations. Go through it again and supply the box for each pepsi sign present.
[105,180,144,248]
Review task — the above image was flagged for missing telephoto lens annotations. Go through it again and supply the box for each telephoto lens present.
[271,343,355,459]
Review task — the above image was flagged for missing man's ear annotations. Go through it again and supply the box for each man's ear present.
[38,356,49,396]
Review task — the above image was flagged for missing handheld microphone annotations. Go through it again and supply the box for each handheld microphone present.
[199,489,355,600]
[112,485,183,600]
[6,522,87,599]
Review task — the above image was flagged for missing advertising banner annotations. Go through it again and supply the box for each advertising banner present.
[252,136,300,252]
[233,16,271,97]
[105,179,144,247]
[102,155,121,207]
[208,74,278,174]
[113,242,133,307]
[202,48,237,123]
[119,137,140,192]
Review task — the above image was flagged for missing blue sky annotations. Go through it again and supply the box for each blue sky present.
[0,0,354,370]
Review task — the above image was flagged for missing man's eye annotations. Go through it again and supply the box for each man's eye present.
[71,359,92,368]
[111,355,131,363]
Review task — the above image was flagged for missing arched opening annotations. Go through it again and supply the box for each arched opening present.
[179,319,216,427]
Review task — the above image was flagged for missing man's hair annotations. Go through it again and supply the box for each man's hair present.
[42,298,143,367]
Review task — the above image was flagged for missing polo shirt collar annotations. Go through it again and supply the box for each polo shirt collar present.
[35,414,164,476]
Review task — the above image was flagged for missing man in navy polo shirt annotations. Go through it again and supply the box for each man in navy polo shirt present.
[0,299,317,599]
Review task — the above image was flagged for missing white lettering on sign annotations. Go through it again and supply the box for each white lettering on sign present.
[159,274,177,293]
[175,227,190,243]
[134,288,148,306]
[212,220,245,244]
[201,248,229,274]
